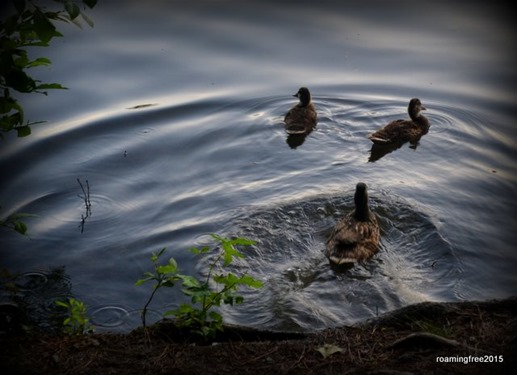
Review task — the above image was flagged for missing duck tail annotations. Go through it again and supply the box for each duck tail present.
[368,133,391,144]
[328,254,358,265]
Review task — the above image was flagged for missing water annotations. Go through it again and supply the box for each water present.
[1,0,516,333]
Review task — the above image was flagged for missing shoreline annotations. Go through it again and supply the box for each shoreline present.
[1,297,516,374]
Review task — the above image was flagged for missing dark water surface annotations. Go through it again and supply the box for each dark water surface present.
[1,0,516,332]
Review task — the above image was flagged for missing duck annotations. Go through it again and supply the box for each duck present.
[284,87,317,135]
[368,98,429,144]
[325,182,380,265]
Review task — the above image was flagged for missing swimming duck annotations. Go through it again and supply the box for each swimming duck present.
[368,98,429,144]
[284,87,317,135]
[325,182,380,265]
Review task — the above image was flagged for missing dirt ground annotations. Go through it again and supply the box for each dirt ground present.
[1,298,516,375]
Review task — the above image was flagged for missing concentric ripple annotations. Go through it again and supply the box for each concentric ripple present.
[216,190,461,332]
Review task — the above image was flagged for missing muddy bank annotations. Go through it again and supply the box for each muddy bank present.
[1,298,516,374]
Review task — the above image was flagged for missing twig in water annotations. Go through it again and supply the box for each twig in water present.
[77,178,92,233]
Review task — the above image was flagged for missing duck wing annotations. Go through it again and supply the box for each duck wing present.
[368,119,414,144]
[284,105,317,134]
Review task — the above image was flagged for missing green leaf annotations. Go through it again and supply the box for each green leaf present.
[35,83,67,90]
[65,2,81,20]
[189,246,210,255]
[33,9,61,44]
[223,244,243,266]
[134,278,151,286]
[13,54,29,69]
[5,70,36,92]
[156,262,177,276]
[238,274,263,288]
[231,237,257,246]
[16,126,31,137]
[178,275,201,289]
[26,57,52,68]
[0,97,18,114]
[151,248,166,262]
[168,257,178,270]
[208,311,222,322]
[162,279,175,288]
[215,272,239,287]
[55,300,68,308]
[80,12,95,28]
[2,112,24,131]
[83,0,98,9]
[212,274,227,285]
[223,295,235,305]
[165,303,194,317]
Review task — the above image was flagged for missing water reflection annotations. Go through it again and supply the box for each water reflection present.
[286,130,314,149]
[76,178,92,234]
[0,268,73,333]
[368,139,423,162]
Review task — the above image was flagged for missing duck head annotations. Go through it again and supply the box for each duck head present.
[408,98,426,120]
[293,87,312,107]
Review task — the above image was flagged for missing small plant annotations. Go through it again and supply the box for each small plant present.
[136,234,263,340]
[135,248,180,328]
[55,297,93,335]
[0,207,36,235]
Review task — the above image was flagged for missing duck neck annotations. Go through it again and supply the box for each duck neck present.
[354,205,371,222]
[409,110,428,128]
[353,194,371,222]
[298,93,311,107]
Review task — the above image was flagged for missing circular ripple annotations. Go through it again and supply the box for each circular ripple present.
[15,272,48,291]
[89,305,130,328]
[193,233,217,247]
[218,191,461,331]
[89,306,163,332]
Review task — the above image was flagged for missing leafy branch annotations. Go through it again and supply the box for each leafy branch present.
[0,0,97,137]
[55,297,93,335]
[135,248,179,328]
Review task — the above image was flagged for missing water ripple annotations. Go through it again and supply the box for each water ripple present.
[1,87,515,334]
[218,189,460,331]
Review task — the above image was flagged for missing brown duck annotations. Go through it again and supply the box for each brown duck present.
[325,183,380,265]
[368,98,429,144]
[284,87,317,135]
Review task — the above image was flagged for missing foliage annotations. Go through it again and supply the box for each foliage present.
[135,248,179,328]
[136,234,263,340]
[0,208,36,235]
[55,297,93,335]
[0,0,97,137]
